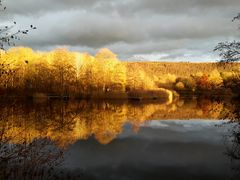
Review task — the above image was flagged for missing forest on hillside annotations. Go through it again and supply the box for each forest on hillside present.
[0,47,240,100]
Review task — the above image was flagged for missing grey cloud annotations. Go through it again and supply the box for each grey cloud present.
[4,0,100,15]
[19,11,237,47]
[132,0,240,13]
[19,11,147,48]
[3,0,240,17]
[2,0,240,61]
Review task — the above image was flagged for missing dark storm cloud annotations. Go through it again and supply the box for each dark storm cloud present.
[2,0,240,61]
[20,11,237,51]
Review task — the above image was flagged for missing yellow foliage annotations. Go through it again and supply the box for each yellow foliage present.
[208,69,223,88]
[158,74,177,84]
[0,47,128,97]
[95,48,117,60]
[126,63,156,91]
[1,46,238,99]
[175,82,185,90]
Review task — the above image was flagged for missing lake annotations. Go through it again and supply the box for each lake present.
[0,96,240,180]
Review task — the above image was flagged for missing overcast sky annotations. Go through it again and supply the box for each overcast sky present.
[1,0,240,61]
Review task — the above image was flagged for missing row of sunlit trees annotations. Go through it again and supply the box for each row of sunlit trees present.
[0,47,127,97]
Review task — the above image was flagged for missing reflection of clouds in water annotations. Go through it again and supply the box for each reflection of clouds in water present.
[63,121,234,179]
[119,120,233,145]
[133,120,236,145]
[145,120,231,131]
[145,121,170,128]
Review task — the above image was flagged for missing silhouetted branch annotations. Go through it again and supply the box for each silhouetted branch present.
[214,13,240,63]
[0,0,36,50]
[232,13,240,22]
[0,0,6,11]
[214,41,240,62]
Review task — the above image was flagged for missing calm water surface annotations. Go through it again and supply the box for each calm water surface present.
[0,97,240,180]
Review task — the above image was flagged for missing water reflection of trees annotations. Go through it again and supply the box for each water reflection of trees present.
[0,138,63,180]
[223,101,240,179]
[0,98,239,147]
[1,98,240,179]
[0,101,64,179]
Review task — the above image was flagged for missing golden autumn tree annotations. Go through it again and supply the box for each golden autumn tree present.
[50,49,77,96]
[0,47,40,94]
[0,1,36,96]
[112,62,127,92]
[95,48,126,94]
[126,63,155,91]
[30,53,53,93]
[77,53,99,97]
[0,46,169,99]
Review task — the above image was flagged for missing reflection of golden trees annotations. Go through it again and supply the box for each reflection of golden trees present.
[0,138,63,180]
[198,99,224,119]
[0,103,63,179]
[1,99,238,148]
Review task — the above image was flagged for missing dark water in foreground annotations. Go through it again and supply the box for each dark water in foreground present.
[0,97,240,180]
[63,120,236,180]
